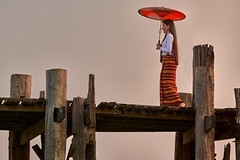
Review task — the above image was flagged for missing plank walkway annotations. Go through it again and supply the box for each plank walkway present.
[0,98,238,141]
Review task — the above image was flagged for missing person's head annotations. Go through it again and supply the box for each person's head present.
[162,19,179,65]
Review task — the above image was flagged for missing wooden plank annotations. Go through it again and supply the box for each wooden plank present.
[96,104,195,121]
[96,116,193,132]
[45,69,67,160]
[235,88,240,160]
[19,118,45,145]
[193,45,215,160]
[9,74,31,160]
[0,104,45,112]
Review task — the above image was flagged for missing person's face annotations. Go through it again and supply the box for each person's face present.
[162,23,170,33]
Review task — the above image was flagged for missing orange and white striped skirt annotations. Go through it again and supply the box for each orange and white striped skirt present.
[160,55,182,106]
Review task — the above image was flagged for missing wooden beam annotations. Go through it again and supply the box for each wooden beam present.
[19,118,45,145]
[45,69,67,160]
[96,103,195,121]
[32,145,44,160]
[0,104,45,112]
[9,74,31,160]
[183,126,195,145]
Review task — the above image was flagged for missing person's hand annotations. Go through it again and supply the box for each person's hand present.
[156,43,161,50]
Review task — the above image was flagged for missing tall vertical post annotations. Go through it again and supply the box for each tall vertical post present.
[45,69,67,160]
[234,88,240,160]
[71,74,96,160]
[193,44,215,160]
[9,74,32,160]
[86,74,96,160]
[175,93,194,160]
[72,97,86,160]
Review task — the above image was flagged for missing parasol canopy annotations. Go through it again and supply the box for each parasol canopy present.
[138,6,186,43]
[138,6,186,21]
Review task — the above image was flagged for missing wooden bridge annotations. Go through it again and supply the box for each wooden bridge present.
[0,98,238,137]
[1,44,239,160]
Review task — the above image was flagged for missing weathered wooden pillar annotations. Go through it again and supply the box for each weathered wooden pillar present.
[9,74,32,160]
[72,97,86,159]
[175,93,194,160]
[193,44,215,160]
[71,74,96,160]
[45,69,67,160]
[234,88,240,160]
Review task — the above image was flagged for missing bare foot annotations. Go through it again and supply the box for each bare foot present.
[179,103,185,107]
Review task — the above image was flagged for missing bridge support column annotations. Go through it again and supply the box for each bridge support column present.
[193,44,215,160]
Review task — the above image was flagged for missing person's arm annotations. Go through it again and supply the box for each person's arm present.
[160,34,173,53]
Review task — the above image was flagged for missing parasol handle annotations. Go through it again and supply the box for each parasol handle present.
[158,19,163,44]
[158,20,163,63]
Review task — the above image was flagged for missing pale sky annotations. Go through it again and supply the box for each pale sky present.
[0,0,240,159]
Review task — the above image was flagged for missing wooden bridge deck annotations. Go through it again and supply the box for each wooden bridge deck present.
[0,98,238,141]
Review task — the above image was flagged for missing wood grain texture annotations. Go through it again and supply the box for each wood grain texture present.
[193,44,215,160]
[72,97,86,160]
[9,74,31,160]
[71,74,96,160]
[45,69,67,160]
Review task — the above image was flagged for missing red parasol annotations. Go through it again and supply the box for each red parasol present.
[138,6,186,42]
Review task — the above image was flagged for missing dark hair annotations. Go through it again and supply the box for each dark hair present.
[162,19,179,65]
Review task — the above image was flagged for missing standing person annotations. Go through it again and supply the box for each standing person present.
[156,19,185,107]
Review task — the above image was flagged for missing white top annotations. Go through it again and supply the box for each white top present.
[160,32,173,56]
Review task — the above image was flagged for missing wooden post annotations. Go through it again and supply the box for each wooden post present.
[175,93,194,160]
[45,69,67,160]
[9,74,32,160]
[234,88,240,160]
[193,44,215,160]
[223,143,230,160]
[71,74,96,160]
[72,97,86,160]
[86,74,96,160]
